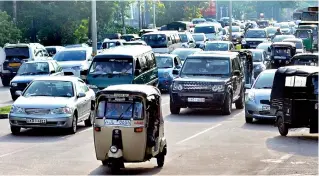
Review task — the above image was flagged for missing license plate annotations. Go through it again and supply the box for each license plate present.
[26,119,46,124]
[262,105,270,111]
[187,98,205,102]
[9,63,21,67]
[104,119,131,126]
[250,45,257,47]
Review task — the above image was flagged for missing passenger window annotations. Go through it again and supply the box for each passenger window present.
[76,81,85,94]
[232,59,239,71]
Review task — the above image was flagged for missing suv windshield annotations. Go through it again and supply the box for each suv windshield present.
[205,43,228,51]
[253,72,275,89]
[181,58,230,76]
[5,47,30,59]
[17,62,50,75]
[178,34,189,43]
[155,56,173,68]
[24,80,74,97]
[89,58,133,75]
[97,101,143,120]
[54,50,86,61]
[245,30,267,38]
[194,26,216,34]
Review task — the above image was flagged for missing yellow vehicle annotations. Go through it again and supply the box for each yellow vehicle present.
[93,84,167,172]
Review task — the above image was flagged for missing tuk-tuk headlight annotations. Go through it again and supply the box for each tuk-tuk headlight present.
[110,146,118,153]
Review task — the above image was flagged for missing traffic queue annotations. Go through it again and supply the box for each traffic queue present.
[0,14,317,172]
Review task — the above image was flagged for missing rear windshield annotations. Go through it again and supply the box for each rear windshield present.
[54,50,86,61]
[141,34,167,48]
[245,30,267,38]
[5,47,30,59]
[194,26,216,34]
[17,62,49,75]
[205,43,228,51]
[97,101,143,120]
[192,34,205,41]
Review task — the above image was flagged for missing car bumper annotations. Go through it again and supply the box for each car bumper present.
[245,101,275,119]
[170,92,226,108]
[158,78,172,90]
[9,114,73,128]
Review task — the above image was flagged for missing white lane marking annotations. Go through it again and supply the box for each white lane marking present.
[258,153,294,174]
[0,144,37,158]
[176,124,222,145]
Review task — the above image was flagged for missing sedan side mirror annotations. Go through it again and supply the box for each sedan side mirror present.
[233,70,240,76]
[15,90,22,96]
[77,92,86,98]
[267,47,271,52]
[172,69,179,75]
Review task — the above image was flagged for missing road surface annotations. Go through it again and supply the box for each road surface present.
[0,78,12,107]
[0,94,317,175]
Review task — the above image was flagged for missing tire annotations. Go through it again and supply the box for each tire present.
[277,116,288,136]
[245,116,253,123]
[157,146,166,167]
[109,161,121,174]
[11,126,21,135]
[84,111,94,127]
[67,115,77,134]
[1,78,10,87]
[235,89,245,109]
[102,160,108,166]
[11,94,18,101]
[222,92,232,115]
[170,101,180,115]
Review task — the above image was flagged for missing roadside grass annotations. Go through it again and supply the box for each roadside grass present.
[0,105,11,114]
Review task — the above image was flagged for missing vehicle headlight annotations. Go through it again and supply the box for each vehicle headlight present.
[88,84,98,89]
[163,72,170,78]
[72,66,82,70]
[212,85,224,92]
[242,40,246,44]
[110,145,118,153]
[245,92,255,102]
[10,105,25,114]
[11,82,17,87]
[50,107,73,114]
[172,82,183,91]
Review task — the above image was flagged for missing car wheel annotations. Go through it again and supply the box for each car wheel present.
[235,89,245,109]
[277,116,288,136]
[1,78,10,87]
[84,110,94,127]
[11,94,18,101]
[222,92,232,115]
[245,116,253,123]
[170,101,180,115]
[156,146,166,168]
[11,126,21,135]
[67,115,77,134]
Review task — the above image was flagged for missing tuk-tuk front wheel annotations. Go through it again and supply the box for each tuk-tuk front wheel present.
[277,116,288,136]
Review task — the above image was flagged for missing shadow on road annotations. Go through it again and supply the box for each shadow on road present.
[165,108,243,123]
[89,164,162,175]
[266,135,318,157]
[0,125,91,143]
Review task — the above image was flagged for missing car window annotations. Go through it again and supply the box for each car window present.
[176,56,182,66]
[253,72,275,89]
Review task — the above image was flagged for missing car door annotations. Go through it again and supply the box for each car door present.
[75,81,86,120]
[80,81,91,118]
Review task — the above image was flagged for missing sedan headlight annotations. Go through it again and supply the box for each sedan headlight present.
[172,82,183,91]
[163,72,170,78]
[212,85,224,92]
[10,105,25,114]
[245,92,255,102]
[241,40,246,44]
[11,82,17,87]
[50,107,73,114]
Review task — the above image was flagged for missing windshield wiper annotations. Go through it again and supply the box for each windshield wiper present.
[19,72,33,75]
[118,104,133,121]
[36,72,49,75]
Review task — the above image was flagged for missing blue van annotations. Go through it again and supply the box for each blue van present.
[86,45,158,92]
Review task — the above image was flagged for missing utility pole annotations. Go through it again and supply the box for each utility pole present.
[13,0,17,24]
[138,0,141,29]
[91,0,97,56]
[229,0,232,42]
[153,2,156,28]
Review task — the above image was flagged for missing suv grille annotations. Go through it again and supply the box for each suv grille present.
[25,108,50,115]
[181,82,212,92]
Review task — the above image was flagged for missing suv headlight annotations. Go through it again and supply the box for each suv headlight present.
[245,92,255,102]
[172,82,183,91]
[241,40,246,44]
[50,107,73,114]
[10,105,25,114]
[212,85,224,92]
[11,82,17,87]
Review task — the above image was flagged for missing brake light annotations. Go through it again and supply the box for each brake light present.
[94,127,101,132]
[134,127,143,133]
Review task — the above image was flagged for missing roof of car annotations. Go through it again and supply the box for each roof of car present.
[272,42,296,47]
[243,49,265,53]
[276,65,319,75]
[33,76,81,82]
[59,47,91,51]
[97,45,152,57]
[206,41,232,44]
[25,59,55,63]
[172,48,202,51]
[293,53,319,57]
[99,84,161,97]
[260,69,277,74]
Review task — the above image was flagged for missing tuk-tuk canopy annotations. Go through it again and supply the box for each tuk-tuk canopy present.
[271,66,319,100]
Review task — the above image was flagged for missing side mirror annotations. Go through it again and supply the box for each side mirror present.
[172,69,179,75]
[15,90,22,96]
[245,84,252,89]
[77,92,86,98]
[134,69,141,76]
[175,65,181,69]
[241,35,244,38]
[189,40,194,43]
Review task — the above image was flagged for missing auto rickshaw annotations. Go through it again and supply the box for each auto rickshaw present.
[294,29,313,52]
[270,66,318,136]
[93,84,167,172]
[269,42,296,69]
[291,53,318,66]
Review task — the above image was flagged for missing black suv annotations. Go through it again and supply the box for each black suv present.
[169,52,245,115]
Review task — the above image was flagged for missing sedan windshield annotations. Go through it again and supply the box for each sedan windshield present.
[24,80,74,97]
[54,50,86,61]
[205,43,229,51]
[181,58,230,76]
[245,30,267,38]
[253,72,275,89]
[155,56,173,68]
[192,34,205,41]
[17,62,50,75]
[97,101,143,120]
[171,49,198,61]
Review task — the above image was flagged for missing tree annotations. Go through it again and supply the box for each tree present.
[74,19,89,43]
[0,11,21,46]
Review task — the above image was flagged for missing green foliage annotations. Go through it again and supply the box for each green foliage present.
[74,19,89,43]
[0,11,21,47]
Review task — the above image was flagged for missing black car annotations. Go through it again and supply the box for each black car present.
[242,29,269,49]
[169,52,245,115]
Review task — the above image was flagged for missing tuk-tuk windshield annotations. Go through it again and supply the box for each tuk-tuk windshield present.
[273,47,291,57]
[97,101,143,120]
[296,30,311,39]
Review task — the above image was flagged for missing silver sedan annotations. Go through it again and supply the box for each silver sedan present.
[245,69,277,123]
[9,76,95,135]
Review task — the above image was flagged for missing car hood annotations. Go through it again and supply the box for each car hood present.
[14,96,75,109]
[174,76,230,84]
[250,88,271,102]
[158,68,173,78]
[205,33,218,40]
[11,75,50,83]
[244,38,268,42]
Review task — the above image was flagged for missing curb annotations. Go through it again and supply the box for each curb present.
[0,114,8,119]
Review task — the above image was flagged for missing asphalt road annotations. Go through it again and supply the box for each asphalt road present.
[0,78,13,107]
[0,93,317,175]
